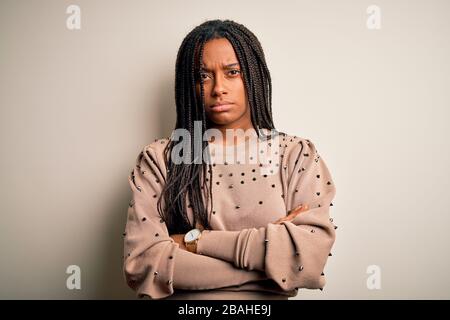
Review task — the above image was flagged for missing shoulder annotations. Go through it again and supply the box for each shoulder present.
[274,131,319,161]
[135,136,171,170]
[143,136,171,156]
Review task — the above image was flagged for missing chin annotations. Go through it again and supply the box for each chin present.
[208,114,237,125]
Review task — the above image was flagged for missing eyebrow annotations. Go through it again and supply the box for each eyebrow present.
[200,63,240,71]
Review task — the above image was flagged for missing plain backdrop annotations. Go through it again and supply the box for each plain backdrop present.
[0,0,449,299]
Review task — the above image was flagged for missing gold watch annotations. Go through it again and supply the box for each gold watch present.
[184,228,202,253]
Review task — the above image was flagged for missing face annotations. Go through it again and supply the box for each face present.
[195,38,253,133]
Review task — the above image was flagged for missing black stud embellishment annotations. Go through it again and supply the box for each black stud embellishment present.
[142,217,147,222]
[154,271,158,275]
[169,255,173,259]
[252,177,256,181]
[241,181,244,184]
[299,265,304,271]
[316,192,320,196]
[155,233,159,237]
[282,278,286,282]
[259,201,263,205]
[316,174,320,178]
[235,205,240,209]
[334,226,338,229]
[329,253,332,256]
[153,194,157,198]
[229,173,233,177]
[272,184,275,188]
[321,272,325,276]
[327,181,331,185]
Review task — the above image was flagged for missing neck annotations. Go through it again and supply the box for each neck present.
[209,123,255,146]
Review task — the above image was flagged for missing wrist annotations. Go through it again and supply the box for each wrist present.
[184,228,202,254]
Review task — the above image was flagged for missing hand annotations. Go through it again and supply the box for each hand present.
[273,204,309,224]
[169,221,205,251]
[195,221,205,231]
[170,234,188,251]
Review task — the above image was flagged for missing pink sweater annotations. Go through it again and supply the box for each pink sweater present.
[123,130,337,300]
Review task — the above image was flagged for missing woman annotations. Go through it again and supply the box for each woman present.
[123,19,337,300]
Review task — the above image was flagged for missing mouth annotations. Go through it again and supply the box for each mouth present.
[210,103,234,112]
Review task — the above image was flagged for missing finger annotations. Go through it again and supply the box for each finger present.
[293,204,309,215]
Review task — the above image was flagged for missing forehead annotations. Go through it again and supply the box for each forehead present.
[201,38,239,67]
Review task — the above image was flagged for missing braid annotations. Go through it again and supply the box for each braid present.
[158,19,277,234]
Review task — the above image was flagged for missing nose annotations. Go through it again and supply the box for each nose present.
[212,75,227,97]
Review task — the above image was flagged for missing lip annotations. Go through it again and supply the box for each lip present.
[210,103,234,112]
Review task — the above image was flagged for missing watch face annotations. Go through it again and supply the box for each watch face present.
[184,228,201,242]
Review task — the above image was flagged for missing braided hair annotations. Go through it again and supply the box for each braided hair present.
[158,19,278,234]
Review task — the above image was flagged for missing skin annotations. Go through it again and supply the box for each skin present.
[170,37,309,250]
[196,38,254,146]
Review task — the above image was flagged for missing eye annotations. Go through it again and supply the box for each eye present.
[199,72,210,80]
[228,69,241,76]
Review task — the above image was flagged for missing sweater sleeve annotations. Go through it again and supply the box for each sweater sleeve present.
[123,143,268,299]
[196,138,337,291]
